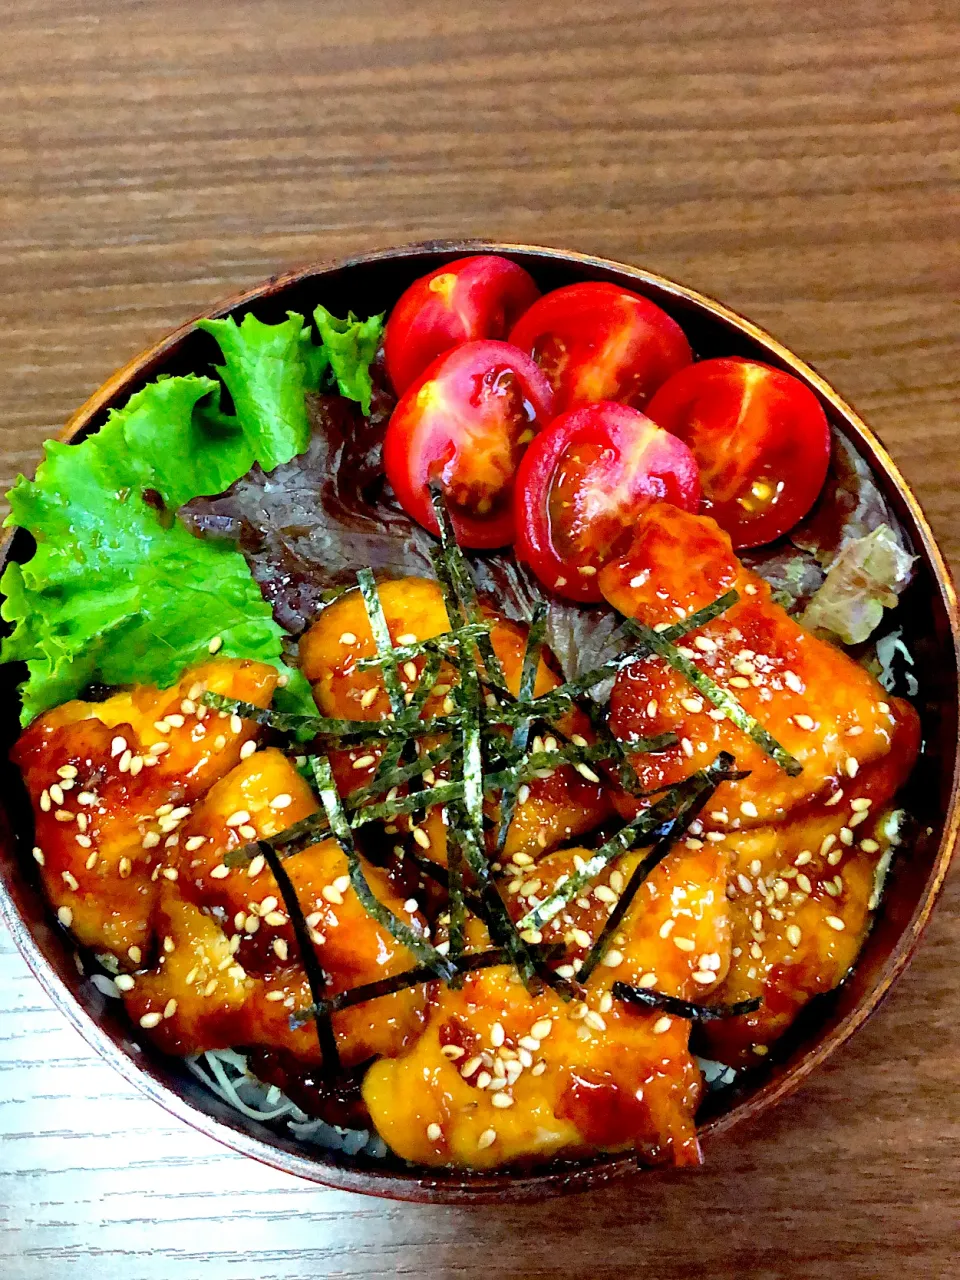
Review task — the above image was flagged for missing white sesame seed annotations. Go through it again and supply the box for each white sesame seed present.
[75,834,92,850]
[794,714,816,731]
[575,762,601,783]
[729,676,751,689]
[208,635,223,654]
[360,687,379,709]
[584,1009,606,1031]
[240,739,258,759]
[115,974,136,992]
[209,864,230,880]
[681,737,694,758]
[352,754,376,770]
[339,631,357,645]
[860,838,880,853]
[680,697,704,714]
[577,564,597,576]
[740,800,759,818]
[225,810,251,827]
[520,927,542,944]
[139,1012,162,1029]
[795,851,812,866]
[273,937,289,961]
[825,915,845,931]
[845,757,859,777]
[32,846,45,865]
[163,998,178,1019]
[413,827,431,850]
[264,912,286,926]
[477,1128,497,1149]
[491,1091,514,1108]
[839,826,854,846]
[322,885,343,905]
[571,928,592,949]
[820,833,837,857]
[230,714,243,735]
[646,699,658,718]
[796,873,813,895]
[517,784,531,805]
[653,1016,672,1034]
[238,825,257,840]
[673,937,695,952]
[184,835,206,852]
[110,736,127,758]
[692,971,715,985]
[659,919,675,939]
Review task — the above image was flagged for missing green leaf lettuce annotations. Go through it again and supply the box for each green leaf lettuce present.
[1,375,314,725]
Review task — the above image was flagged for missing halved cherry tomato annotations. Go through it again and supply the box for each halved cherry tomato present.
[644,358,831,548]
[384,256,541,396]
[508,282,692,414]
[383,340,555,549]
[513,401,700,601]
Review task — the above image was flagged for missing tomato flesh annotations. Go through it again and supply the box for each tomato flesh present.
[514,401,700,601]
[509,282,692,414]
[383,340,555,548]
[383,255,540,396]
[645,358,831,548]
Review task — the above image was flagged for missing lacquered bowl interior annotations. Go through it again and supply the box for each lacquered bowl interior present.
[0,240,957,1204]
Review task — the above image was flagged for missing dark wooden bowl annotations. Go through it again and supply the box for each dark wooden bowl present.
[0,241,957,1204]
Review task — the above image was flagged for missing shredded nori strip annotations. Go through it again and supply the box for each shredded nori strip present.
[355,623,489,668]
[445,815,467,971]
[344,740,454,809]
[430,486,508,695]
[201,691,461,742]
[494,601,547,856]
[253,839,340,1073]
[356,567,406,716]
[613,982,762,1022]
[632,622,803,776]
[311,754,457,981]
[516,768,729,933]
[576,753,737,982]
[293,943,565,1023]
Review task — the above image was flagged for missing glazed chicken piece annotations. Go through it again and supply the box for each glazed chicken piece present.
[597,503,919,1059]
[701,728,918,1064]
[12,660,277,959]
[299,576,612,864]
[362,836,731,1169]
[599,503,918,828]
[142,746,426,1066]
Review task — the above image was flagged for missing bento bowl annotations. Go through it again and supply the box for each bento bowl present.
[0,240,956,1204]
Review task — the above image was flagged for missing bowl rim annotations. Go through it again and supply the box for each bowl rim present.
[1,237,957,1204]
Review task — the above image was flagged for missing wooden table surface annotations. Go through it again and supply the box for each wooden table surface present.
[2,1,958,1276]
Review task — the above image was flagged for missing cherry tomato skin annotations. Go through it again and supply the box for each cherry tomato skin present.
[513,401,701,601]
[383,256,541,396]
[383,339,555,549]
[644,358,831,548]
[508,282,692,414]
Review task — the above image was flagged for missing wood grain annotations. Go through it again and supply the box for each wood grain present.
[0,0,958,1276]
